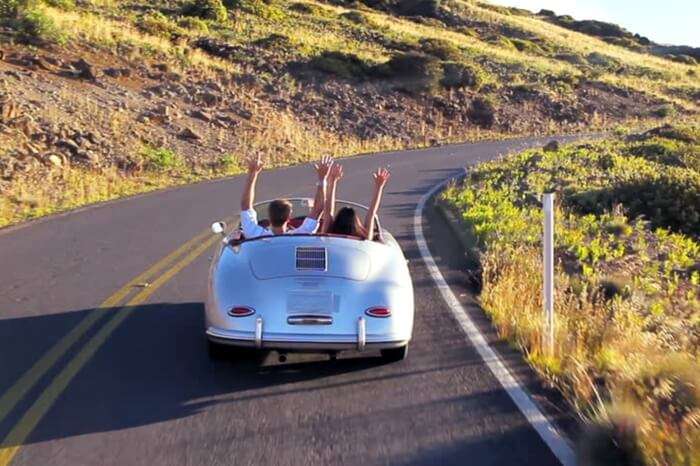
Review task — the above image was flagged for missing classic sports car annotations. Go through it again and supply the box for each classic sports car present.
[205,198,414,362]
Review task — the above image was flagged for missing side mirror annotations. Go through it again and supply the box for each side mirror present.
[211,221,226,236]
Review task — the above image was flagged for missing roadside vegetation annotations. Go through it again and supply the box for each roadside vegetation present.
[1,0,698,227]
[441,124,700,465]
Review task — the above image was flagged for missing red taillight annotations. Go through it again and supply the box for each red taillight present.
[365,307,391,318]
[228,306,255,317]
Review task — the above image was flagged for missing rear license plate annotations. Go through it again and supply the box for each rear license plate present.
[286,291,336,314]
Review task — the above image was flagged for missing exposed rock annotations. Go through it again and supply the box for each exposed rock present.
[20,54,53,71]
[153,63,169,72]
[543,140,560,152]
[73,58,98,81]
[467,97,496,128]
[48,154,63,167]
[179,127,202,140]
[104,67,127,78]
[191,109,213,122]
[213,114,238,128]
[76,149,100,165]
[165,72,181,82]
[44,56,61,67]
[194,37,240,60]
[1,99,20,123]
[198,91,221,107]
[56,138,80,154]
[233,106,253,120]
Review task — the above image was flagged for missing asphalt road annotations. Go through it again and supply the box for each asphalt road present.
[0,136,581,466]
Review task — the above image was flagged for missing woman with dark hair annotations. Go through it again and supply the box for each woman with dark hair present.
[321,163,391,240]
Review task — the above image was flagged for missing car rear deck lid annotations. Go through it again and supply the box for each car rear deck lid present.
[248,243,370,280]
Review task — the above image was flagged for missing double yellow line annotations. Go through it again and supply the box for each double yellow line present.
[0,225,225,465]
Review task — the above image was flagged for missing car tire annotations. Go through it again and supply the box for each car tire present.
[381,345,408,362]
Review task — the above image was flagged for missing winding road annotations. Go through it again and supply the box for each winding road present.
[1,136,580,466]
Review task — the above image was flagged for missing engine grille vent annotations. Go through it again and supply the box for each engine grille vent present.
[296,247,327,271]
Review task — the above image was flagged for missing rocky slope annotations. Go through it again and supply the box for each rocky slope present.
[0,0,698,226]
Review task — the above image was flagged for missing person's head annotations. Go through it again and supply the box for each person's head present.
[330,207,364,237]
[268,199,292,227]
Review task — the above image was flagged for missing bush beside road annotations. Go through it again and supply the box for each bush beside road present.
[441,125,700,465]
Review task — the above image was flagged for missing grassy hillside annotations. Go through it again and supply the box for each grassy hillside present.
[441,124,700,465]
[1,0,699,226]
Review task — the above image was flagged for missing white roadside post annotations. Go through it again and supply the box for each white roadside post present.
[542,193,555,357]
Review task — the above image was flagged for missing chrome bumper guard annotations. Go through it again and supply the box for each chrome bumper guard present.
[255,317,263,349]
[357,317,366,352]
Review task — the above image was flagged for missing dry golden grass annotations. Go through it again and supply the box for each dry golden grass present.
[44,7,239,75]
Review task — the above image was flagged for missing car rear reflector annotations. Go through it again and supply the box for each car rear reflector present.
[365,307,391,318]
[296,246,327,271]
[228,306,255,317]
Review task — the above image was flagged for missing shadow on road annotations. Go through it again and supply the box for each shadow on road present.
[0,302,482,447]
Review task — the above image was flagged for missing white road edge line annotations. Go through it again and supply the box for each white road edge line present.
[413,176,576,466]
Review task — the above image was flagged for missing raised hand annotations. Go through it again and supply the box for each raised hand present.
[329,163,344,182]
[246,154,264,176]
[372,167,391,189]
[314,155,334,181]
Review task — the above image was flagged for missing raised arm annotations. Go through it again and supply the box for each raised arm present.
[308,156,333,220]
[240,155,264,211]
[321,163,344,233]
[363,167,390,240]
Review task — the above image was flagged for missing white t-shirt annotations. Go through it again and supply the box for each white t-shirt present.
[240,209,319,238]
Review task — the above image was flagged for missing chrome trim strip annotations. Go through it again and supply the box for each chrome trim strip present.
[287,315,333,325]
[255,317,263,349]
[205,327,408,344]
[357,317,366,352]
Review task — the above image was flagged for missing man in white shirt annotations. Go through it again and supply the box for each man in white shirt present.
[240,155,333,238]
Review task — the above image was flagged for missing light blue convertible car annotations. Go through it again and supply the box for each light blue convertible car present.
[206,199,414,362]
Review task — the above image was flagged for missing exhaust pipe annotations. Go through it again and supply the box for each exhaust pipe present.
[278,353,288,363]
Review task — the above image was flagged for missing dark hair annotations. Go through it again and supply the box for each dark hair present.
[329,207,363,237]
[268,199,292,227]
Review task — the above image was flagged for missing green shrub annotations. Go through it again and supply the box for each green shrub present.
[0,0,27,18]
[289,2,330,17]
[419,37,461,60]
[228,0,285,21]
[141,146,183,171]
[587,52,620,70]
[668,54,696,65]
[137,11,182,38]
[569,169,700,237]
[628,139,699,171]
[340,11,368,24]
[177,16,210,34]
[310,51,371,79]
[42,0,73,9]
[395,0,441,17]
[4,2,67,44]
[637,124,697,144]
[380,52,443,94]
[253,33,292,49]
[183,0,228,22]
[510,38,543,54]
[467,95,496,127]
[441,61,488,90]
[577,409,646,466]
[555,53,586,65]
[650,104,676,118]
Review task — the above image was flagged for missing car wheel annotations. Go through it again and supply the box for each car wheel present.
[381,345,408,362]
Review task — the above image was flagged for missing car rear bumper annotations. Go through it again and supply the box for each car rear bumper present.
[206,325,409,351]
